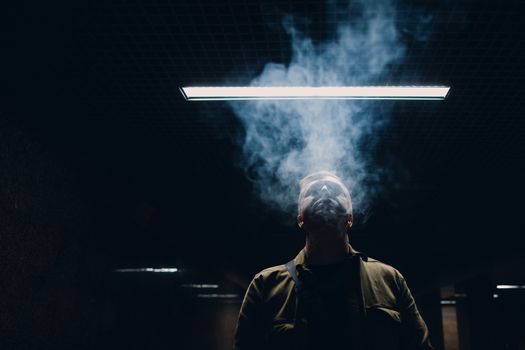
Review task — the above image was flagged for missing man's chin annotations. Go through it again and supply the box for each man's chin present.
[305,219,344,237]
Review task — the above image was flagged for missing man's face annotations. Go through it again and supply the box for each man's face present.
[298,175,352,234]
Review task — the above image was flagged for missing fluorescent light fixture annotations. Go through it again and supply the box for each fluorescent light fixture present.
[180,86,450,101]
[440,300,456,305]
[453,293,467,298]
[496,285,525,289]
[196,293,240,299]
[114,267,179,273]
[181,284,219,289]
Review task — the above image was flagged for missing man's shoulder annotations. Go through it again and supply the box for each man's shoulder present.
[248,263,293,297]
[254,263,289,281]
[362,256,403,283]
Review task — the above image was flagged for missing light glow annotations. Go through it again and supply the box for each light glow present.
[196,293,240,299]
[496,285,525,289]
[181,284,219,289]
[180,86,450,101]
[114,267,179,273]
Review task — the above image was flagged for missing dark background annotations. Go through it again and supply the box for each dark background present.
[2,1,524,349]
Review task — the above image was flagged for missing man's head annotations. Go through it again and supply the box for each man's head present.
[297,171,353,237]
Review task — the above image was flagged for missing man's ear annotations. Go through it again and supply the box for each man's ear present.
[347,213,353,228]
[297,215,304,229]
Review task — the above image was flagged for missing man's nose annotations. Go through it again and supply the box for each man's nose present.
[320,185,330,196]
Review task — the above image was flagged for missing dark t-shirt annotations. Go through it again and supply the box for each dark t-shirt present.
[301,260,356,349]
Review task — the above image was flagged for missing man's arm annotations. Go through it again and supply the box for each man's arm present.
[233,273,265,350]
[395,270,434,350]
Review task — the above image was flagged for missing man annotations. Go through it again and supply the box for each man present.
[234,171,433,350]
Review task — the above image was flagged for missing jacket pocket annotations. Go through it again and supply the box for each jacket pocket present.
[370,305,402,322]
[365,306,402,350]
[267,319,295,349]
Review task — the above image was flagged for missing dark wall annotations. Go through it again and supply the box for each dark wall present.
[0,116,100,349]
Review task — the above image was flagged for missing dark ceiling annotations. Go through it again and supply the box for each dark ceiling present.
[6,0,525,289]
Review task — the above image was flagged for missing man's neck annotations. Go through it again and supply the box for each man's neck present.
[304,232,350,265]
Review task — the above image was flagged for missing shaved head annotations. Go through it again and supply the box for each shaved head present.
[297,171,353,235]
[298,170,352,215]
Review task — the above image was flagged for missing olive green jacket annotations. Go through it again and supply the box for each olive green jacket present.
[234,246,433,350]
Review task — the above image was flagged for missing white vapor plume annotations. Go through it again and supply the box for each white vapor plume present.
[227,0,415,216]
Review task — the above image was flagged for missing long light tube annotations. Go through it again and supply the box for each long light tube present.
[114,267,179,273]
[496,285,525,289]
[180,86,450,101]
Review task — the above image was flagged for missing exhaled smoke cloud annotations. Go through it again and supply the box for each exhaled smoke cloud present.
[227,0,408,216]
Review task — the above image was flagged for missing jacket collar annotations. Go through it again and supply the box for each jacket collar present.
[293,243,368,268]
